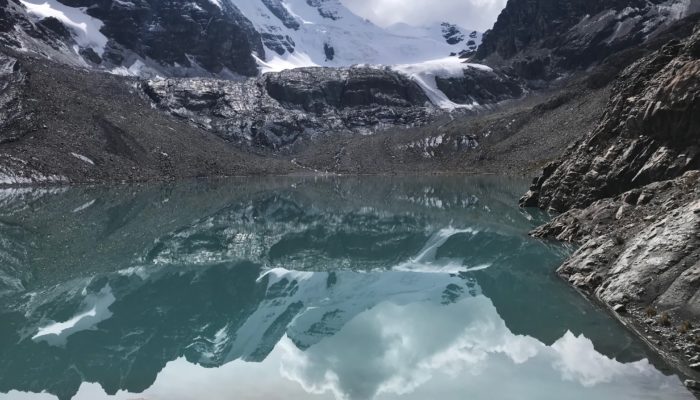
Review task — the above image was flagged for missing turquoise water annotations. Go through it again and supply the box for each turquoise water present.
[0,176,692,400]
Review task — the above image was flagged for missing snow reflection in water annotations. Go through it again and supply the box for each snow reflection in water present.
[0,176,692,400]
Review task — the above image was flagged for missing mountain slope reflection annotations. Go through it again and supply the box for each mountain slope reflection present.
[0,176,692,400]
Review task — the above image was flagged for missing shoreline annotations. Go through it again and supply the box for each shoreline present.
[562,272,700,397]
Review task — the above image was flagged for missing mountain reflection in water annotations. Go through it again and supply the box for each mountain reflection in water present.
[0,176,692,400]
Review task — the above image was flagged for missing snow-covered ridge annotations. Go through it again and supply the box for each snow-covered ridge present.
[11,0,489,109]
[224,0,490,110]
[233,0,481,72]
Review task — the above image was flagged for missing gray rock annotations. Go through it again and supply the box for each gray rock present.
[523,23,700,376]
[0,53,26,143]
[686,379,700,390]
[522,25,700,212]
[476,0,698,80]
[143,66,441,149]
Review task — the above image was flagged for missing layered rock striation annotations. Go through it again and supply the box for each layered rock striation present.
[522,23,700,379]
[476,0,700,80]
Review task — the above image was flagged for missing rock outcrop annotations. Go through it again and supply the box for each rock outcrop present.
[532,172,700,377]
[143,67,440,149]
[522,23,700,378]
[0,0,266,77]
[143,64,530,150]
[476,0,700,80]
[436,66,523,105]
[60,0,264,76]
[0,53,25,142]
[522,25,700,212]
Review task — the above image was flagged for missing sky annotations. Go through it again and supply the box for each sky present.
[340,0,508,32]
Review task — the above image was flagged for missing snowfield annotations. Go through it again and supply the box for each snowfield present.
[233,0,480,70]
[229,0,489,109]
[19,0,108,56]
[392,57,492,110]
[16,0,489,109]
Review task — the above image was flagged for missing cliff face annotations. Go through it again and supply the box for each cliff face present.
[476,0,700,79]
[522,24,700,380]
[143,67,437,149]
[143,66,524,149]
[79,0,265,76]
[0,53,24,141]
[522,25,700,212]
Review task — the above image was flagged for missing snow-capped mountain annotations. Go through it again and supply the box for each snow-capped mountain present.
[386,22,483,58]
[4,0,482,78]
[239,0,484,73]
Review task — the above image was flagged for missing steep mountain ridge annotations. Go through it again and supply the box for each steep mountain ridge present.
[0,0,482,78]
[476,0,700,80]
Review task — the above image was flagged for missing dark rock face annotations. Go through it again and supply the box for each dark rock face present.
[441,23,464,45]
[79,47,102,64]
[36,17,71,40]
[522,25,700,212]
[143,67,438,149]
[262,33,296,56]
[477,0,700,79]
[323,42,335,61]
[0,53,26,143]
[75,0,264,76]
[262,0,300,30]
[436,67,523,105]
[0,1,76,52]
[306,0,340,20]
[2,0,265,76]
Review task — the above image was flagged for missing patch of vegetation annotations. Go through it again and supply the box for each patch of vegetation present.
[679,320,693,335]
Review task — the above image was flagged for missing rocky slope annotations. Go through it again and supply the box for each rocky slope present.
[477,0,700,80]
[0,0,482,78]
[522,23,700,211]
[521,21,700,382]
[0,49,305,185]
[143,67,436,149]
[143,64,523,149]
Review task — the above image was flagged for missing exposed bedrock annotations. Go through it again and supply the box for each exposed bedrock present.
[532,172,700,378]
[143,67,438,149]
[143,65,526,149]
[435,67,524,105]
[522,23,700,380]
[0,53,26,143]
[522,25,700,212]
[476,0,700,80]
[1,0,264,76]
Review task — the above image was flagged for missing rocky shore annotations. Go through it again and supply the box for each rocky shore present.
[521,22,700,388]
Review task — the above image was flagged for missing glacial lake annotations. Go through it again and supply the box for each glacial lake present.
[0,176,693,400]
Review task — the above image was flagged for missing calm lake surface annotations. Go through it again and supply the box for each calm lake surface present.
[0,176,693,400]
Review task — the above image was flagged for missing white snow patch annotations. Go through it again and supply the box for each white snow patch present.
[32,285,115,346]
[394,227,486,273]
[255,51,319,74]
[258,268,315,286]
[391,57,490,110]
[235,0,481,73]
[72,199,96,213]
[71,152,94,165]
[19,0,108,55]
